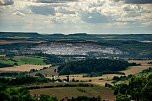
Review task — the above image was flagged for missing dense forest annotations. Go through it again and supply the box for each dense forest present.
[114,74,152,101]
[58,59,130,75]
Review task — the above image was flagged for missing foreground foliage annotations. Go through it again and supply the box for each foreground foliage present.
[115,74,152,101]
[0,75,51,86]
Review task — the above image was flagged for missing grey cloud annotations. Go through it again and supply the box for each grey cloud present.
[114,0,152,4]
[56,7,75,14]
[0,0,14,6]
[126,12,141,17]
[80,12,111,23]
[113,0,121,2]
[36,0,78,3]
[125,0,152,4]
[29,5,55,15]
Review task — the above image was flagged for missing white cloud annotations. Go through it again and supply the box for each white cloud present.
[0,0,152,33]
[13,11,25,16]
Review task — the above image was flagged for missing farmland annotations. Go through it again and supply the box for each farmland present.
[59,60,152,86]
[29,59,152,100]
[0,55,51,72]
[13,56,46,65]
[0,40,33,45]
[30,87,115,101]
[0,32,152,101]
[0,56,46,67]
[0,64,51,72]
[122,60,152,75]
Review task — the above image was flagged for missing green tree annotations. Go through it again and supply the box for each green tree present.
[0,87,35,101]
[39,95,58,101]
[116,94,130,101]
[128,74,152,101]
[35,73,45,78]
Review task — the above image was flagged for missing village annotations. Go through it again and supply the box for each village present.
[32,42,123,56]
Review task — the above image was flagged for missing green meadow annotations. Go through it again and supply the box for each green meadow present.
[0,56,46,68]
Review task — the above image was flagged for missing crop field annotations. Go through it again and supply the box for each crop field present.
[59,74,112,86]
[30,87,115,101]
[0,64,51,72]
[0,40,32,44]
[123,60,152,75]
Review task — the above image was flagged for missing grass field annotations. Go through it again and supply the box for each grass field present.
[30,86,115,101]
[0,56,46,67]
[14,56,46,65]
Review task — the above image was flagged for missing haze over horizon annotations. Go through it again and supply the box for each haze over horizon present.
[0,0,152,34]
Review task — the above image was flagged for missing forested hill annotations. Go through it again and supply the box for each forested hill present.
[58,59,130,75]
[0,32,40,38]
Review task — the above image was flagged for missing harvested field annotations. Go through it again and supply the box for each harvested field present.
[123,60,152,75]
[128,60,152,66]
[0,40,32,44]
[27,82,92,87]
[122,65,151,75]
[30,87,115,101]
[60,74,112,86]
[0,64,51,72]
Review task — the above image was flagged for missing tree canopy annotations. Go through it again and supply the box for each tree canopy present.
[58,59,129,75]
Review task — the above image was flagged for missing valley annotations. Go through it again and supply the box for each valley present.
[0,32,152,101]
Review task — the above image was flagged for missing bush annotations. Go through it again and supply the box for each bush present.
[116,94,130,101]
[0,63,13,68]
[35,73,45,78]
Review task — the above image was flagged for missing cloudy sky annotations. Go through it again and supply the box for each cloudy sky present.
[0,0,152,34]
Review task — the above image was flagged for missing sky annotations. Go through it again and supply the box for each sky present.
[0,0,152,34]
